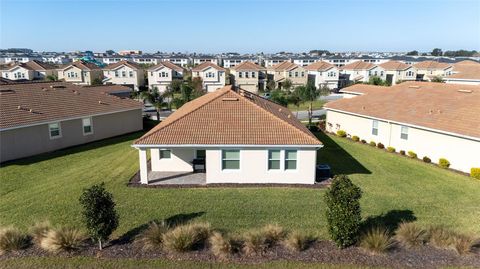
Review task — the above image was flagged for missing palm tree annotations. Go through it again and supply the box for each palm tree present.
[139,87,164,121]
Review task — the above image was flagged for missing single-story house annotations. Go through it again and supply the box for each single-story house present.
[325,82,480,173]
[444,60,480,85]
[0,81,143,162]
[133,85,323,185]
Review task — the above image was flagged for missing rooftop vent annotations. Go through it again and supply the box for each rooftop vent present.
[457,89,472,93]
[222,97,238,101]
[408,85,420,89]
[0,89,15,95]
[50,85,66,89]
[98,101,108,105]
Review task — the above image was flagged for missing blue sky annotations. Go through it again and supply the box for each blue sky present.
[1,0,479,53]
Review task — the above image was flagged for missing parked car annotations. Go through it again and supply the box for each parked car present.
[262,92,271,99]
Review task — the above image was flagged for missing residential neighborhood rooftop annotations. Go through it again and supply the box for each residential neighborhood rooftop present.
[378,60,411,71]
[0,81,142,129]
[191,62,226,72]
[103,60,142,70]
[270,61,299,71]
[230,61,264,71]
[148,61,183,72]
[60,60,101,71]
[304,61,335,71]
[340,60,376,70]
[326,81,480,139]
[134,85,322,146]
[413,60,452,70]
[447,60,480,80]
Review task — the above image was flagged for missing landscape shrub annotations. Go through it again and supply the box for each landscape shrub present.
[386,147,395,153]
[162,222,211,253]
[360,139,367,144]
[40,226,84,253]
[438,158,450,169]
[422,156,431,163]
[426,226,456,249]
[395,222,426,248]
[377,143,385,149]
[399,150,406,155]
[471,168,480,180]
[79,183,119,250]
[0,227,29,254]
[137,221,170,250]
[359,226,395,254]
[30,220,52,245]
[261,224,286,246]
[352,136,360,142]
[242,230,268,255]
[324,175,362,248]
[336,130,347,138]
[209,232,233,260]
[451,234,477,255]
[369,141,376,147]
[407,151,417,158]
[283,231,311,252]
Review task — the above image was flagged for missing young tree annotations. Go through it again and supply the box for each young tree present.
[45,74,58,81]
[367,76,388,86]
[91,77,103,86]
[282,79,293,91]
[406,50,418,56]
[79,183,119,250]
[139,87,164,120]
[431,48,443,56]
[431,76,444,83]
[266,79,276,91]
[324,175,362,248]
[296,81,321,126]
[190,77,203,91]
[270,89,289,107]
[288,88,302,117]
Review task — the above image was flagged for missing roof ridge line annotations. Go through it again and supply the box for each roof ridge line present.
[134,87,232,144]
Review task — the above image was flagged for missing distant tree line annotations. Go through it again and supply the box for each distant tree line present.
[407,48,477,57]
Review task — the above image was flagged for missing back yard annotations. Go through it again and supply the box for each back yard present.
[1,130,479,239]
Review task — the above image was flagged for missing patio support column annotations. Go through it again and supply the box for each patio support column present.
[139,148,148,184]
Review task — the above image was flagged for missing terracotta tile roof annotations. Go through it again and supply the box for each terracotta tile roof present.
[339,84,390,95]
[270,61,299,71]
[0,81,142,129]
[379,61,412,71]
[304,61,335,71]
[413,60,452,70]
[82,84,133,94]
[340,61,377,70]
[325,81,480,139]
[148,61,184,72]
[134,85,321,146]
[231,61,264,71]
[192,62,226,72]
[61,61,101,71]
[446,60,480,80]
[104,60,142,70]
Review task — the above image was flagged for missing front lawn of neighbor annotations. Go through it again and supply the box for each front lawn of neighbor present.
[288,99,327,111]
[1,131,479,240]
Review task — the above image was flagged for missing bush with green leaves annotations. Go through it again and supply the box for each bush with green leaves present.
[438,158,450,169]
[336,130,347,137]
[324,175,362,248]
[351,135,359,142]
[399,150,406,155]
[471,168,480,180]
[407,151,417,158]
[79,183,119,250]
[377,143,385,149]
[360,139,367,144]
[423,156,431,163]
[386,147,395,153]
[369,141,376,147]
[0,227,29,254]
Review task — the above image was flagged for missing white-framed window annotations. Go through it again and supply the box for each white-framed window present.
[289,71,292,77]
[245,72,249,78]
[239,72,243,78]
[121,71,126,77]
[160,150,171,159]
[5,73,8,78]
[82,117,93,135]
[115,71,119,77]
[195,149,206,160]
[295,71,298,77]
[301,71,305,77]
[267,150,281,170]
[372,120,378,136]
[252,72,256,78]
[222,149,240,170]
[400,126,409,140]
[129,71,133,77]
[284,150,297,170]
[48,122,62,139]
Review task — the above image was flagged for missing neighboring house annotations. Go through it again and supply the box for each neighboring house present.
[147,61,184,92]
[264,57,290,67]
[323,57,357,68]
[267,61,308,89]
[413,60,453,81]
[1,60,56,81]
[101,57,128,65]
[131,56,161,65]
[133,86,322,185]
[3,55,42,64]
[103,60,145,90]
[304,61,339,90]
[378,60,417,85]
[337,83,389,99]
[191,62,226,92]
[292,57,320,67]
[230,61,265,93]
[42,55,71,64]
[57,61,104,85]
[444,60,480,85]
[324,82,480,173]
[339,61,385,83]
[192,56,221,66]
[162,56,190,67]
[0,81,143,162]
[222,57,259,68]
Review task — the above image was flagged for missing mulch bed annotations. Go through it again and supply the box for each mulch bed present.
[1,240,479,269]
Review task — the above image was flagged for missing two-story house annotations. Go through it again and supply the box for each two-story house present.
[230,61,265,93]
[57,61,104,85]
[192,56,221,67]
[378,61,417,85]
[191,62,226,92]
[267,61,308,89]
[304,61,339,90]
[339,61,385,83]
[1,60,56,81]
[147,61,184,92]
[413,60,453,81]
[103,60,145,90]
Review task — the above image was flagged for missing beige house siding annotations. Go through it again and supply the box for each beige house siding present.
[192,67,226,92]
[148,66,183,92]
[0,109,142,162]
[1,66,34,80]
[59,66,103,85]
[326,110,480,173]
[230,69,262,93]
[104,65,145,90]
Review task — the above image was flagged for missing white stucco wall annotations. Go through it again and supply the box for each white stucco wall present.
[150,148,194,172]
[326,110,480,173]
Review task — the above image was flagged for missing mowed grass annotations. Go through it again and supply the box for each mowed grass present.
[288,99,327,111]
[0,131,479,241]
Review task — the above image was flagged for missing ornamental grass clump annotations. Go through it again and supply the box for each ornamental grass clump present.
[386,147,395,153]
[422,156,432,163]
[0,227,30,254]
[283,231,311,252]
[438,158,450,169]
[352,136,360,142]
[369,141,376,147]
[162,222,211,253]
[325,175,362,248]
[451,234,477,255]
[426,226,456,249]
[136,221,170,250]
[360,226,395,254]
[336,130,347,137]
[209,232,242,260]
[40,226,84,253]
[395,222,427,248]
[261,224,286,247]
[30,220,52,245]
[407,151,417,158]
[471,168,480,180]
[242,230,268,255]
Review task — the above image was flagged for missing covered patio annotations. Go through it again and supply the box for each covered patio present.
[147,171,206,185]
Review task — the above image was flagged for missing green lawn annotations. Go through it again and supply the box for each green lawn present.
[1,131,479,242]
[288,99,327,111]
